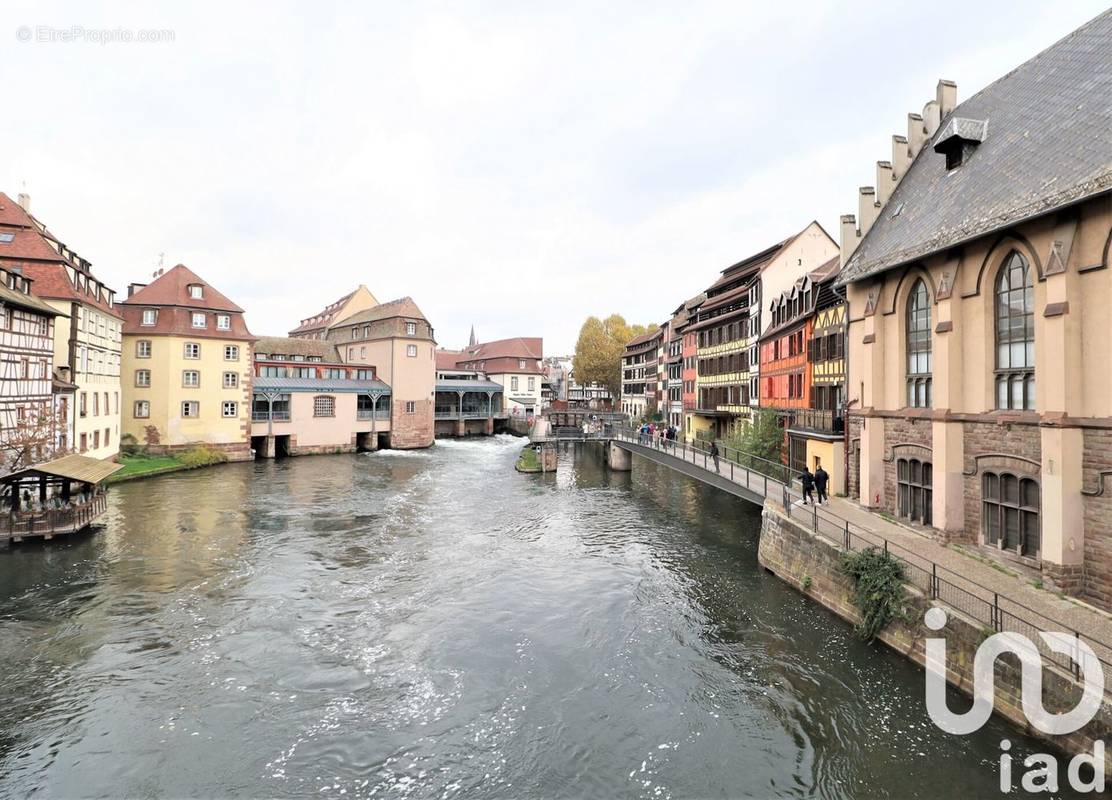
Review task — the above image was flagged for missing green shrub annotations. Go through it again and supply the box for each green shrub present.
[801,575,812,592]
[180,445,228,469]
[119,433,141,457]
[838,547,906,641]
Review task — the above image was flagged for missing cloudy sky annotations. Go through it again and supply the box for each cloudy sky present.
[2,1,1107,354]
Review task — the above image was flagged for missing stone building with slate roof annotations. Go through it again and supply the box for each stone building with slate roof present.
[837,10,1112,606]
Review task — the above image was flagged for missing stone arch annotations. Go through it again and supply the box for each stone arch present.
[962,452,1041,478]
[964,232,1043,298]
[883,264,936,316]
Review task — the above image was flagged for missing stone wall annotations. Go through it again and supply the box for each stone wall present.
[757,498,1112,765]
[881,416,932,514]
[960,421,1042,547]
[1083,428,1112,608]
[847,415,862,500]
[389,399,434,449]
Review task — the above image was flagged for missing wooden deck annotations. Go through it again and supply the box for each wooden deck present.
[0,494,108,543]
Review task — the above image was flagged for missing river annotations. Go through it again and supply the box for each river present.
[0,435,1074,798]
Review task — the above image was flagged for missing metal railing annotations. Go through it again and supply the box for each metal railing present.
[611,426,1112,678]
[783,407,844,435]
[252,410,291,422]
[1,494,108,539]
[356,409,391,420]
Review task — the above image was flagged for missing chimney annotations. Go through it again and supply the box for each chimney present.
[17,192,30,212]
[937,79,957,119]
[875,161,895,206]
[907,113,926,158]
[891,135,910,181]
[922,99,941,138]
[127,282,147,297]
[858,187,878,236]
[840,214,859,265]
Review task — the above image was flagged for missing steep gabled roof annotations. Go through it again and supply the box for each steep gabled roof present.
[254,336,343,361]
[840,10,1112,285]
[121,264,245,313]
[459,336,543,362]
[338,296,428,326]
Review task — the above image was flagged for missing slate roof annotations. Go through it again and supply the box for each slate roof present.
[839,10,1112,285]
[435,379,504,392]
[252,375,390,394]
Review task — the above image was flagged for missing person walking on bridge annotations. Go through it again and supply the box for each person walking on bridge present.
[709,441,720,473]
[814,465,829,505]
[799,467,815,505]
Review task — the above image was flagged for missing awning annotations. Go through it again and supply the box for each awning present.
[1,454,123,485]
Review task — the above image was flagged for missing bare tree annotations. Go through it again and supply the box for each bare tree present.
[0,401,71,475]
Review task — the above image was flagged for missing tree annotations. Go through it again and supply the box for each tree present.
[723,409,789,483]
[572,314,652,403]
[0,401,71,475]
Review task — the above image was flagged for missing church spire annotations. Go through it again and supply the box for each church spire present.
[468,325,478,347]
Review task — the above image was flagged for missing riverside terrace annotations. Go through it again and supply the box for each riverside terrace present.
[531,424,1112,736]
[433,378,507,438]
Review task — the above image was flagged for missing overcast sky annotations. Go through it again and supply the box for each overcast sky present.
[3,1,1107,354]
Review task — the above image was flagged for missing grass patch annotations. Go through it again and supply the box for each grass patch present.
[109,454,184,481]
[516,446,540,472]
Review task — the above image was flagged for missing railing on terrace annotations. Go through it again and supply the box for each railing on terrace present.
[784,407,844,435]
[1,494,108,538]
[435,409,498,419]
[356,409,391,420]
[610,426,1112,678]
[252,411,291,422]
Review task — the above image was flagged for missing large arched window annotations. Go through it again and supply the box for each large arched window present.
[995,251,1035,410]
[982,472,1039,555]
[906,279,932,407]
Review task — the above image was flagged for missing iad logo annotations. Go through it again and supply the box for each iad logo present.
[924,607,1106,793]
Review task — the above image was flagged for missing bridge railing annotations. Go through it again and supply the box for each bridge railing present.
[611,425,1112,677]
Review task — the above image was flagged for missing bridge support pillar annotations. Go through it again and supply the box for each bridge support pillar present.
[606,442,632,472]
[485,418,494,435]
[455,419,465,437]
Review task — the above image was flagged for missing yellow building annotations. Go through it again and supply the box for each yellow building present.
[119,265,254,460]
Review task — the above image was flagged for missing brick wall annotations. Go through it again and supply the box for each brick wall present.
[1082,429,1112,608]
[847,414,862,500]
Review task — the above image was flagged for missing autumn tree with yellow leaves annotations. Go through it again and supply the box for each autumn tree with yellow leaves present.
[572,315,653,404]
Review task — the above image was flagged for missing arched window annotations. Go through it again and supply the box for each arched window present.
[995,251,1035,410]
[906,279,932,407]
[897,457,933,525]
[982,472,1039,555]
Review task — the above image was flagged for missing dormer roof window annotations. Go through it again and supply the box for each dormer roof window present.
[188,283,204,299]
[933,117,988,170]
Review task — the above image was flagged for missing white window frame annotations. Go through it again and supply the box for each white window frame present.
[224,345,239,361]
[136,340,152,358]
[181,401,200,418]
[222,371,238,389]
[182,370,201,388]
[191,312,207,328]
[184,342,201,359]
[406,344,418,357]
[216,314,231,330]
[134,400,150,419]
[222,401,238,418]
[141,308,157,326]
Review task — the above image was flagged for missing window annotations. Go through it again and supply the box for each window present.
[360,346,366,359]
[324,368,344,379]
[906,279,932,408]
[896,458,933,526]
[406,322,417,336]
[518,359,526,369]
[983,472,1039,555]
[93,430,100,449]
[994,251,1035,410]
[104,429,110,448]
[511,376,519,391]
[405,401,416,413]
[407,344,417,357]
[181,401,199,418]
[363,325,370,339]
[141,308,157,326]
[0,233,13,243]
[222,401,238,418]
[216,314,231,330]
[191,312,207,328]
[314,395,335,417]
[182,370,200,388]
[79,392,87,417]
[136,340,152,358]
[223,371,239,388]
[188,284,204,299]
[93,393,99,416]
[356,369,374,380]
[224,345,239,361]
[184,342,200,359]
[528,377,535,391]
[352,328,359,340]
[134,400,149,418]
[348,347,355,359]
[135,369,151,387]
[79,433,87,453]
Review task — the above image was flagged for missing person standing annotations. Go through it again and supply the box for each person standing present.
[799,467,815,505]
[814,465,829,505]
[709,441,720,473]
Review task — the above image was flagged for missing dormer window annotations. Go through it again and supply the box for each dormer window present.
[188,284,204,299]
[141,308,157,326]
[0,233,13,243]
[933,117,987,170]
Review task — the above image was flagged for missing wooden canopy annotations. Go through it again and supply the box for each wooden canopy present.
[1,454,123,486]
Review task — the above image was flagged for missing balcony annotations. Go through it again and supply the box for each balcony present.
[785,407,844,435]
[357,409,391,420]
[252,410,291,422]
